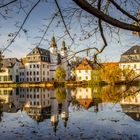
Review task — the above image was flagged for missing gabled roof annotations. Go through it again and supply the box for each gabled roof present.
[27,47,50,56]
[2,58,19,68]
[75,58,93,70]
[77,99,94,110]
[122,45,140,55]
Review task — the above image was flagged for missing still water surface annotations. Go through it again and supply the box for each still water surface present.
[0,86,140,140]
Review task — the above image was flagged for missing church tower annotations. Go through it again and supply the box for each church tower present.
[60,39,67,57]
[50,36,57,54]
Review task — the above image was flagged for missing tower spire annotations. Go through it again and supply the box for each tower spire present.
[51,36,57,48]
[61,39,67,51]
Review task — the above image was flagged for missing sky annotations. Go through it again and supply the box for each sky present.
[0,0,140,62]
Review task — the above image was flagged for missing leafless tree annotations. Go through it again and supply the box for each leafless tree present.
[0,0,140,62]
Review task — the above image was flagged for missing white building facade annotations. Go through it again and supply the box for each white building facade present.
[75,58,93,81]
[119,45,140,75]
[0,58,20,83]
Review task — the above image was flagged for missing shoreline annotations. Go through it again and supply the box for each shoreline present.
[0,80,139,88]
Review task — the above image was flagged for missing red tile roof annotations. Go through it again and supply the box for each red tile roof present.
[75,58,93,70]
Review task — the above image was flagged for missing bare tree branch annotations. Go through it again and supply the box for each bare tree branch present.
[73,0,140,32]
[2,0,41,53]
[54,0,74,42]
[0,0,18,9]
[37,13,57,47]
[93,0,107,63]
[109,0,139,22]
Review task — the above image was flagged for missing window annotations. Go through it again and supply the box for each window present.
[27,78,29,82]
[79,70,81,73]
[37,64,39,68]
[33,65,35,68]
[86,76,88,80]
[30,65,32,68]
[27,71,29,75]
[33,71,35,75]
[0,76,2,81]
[47,65,49,68]
[34,77,35,81]
[43,71,45,75]
[47,71,49,75]
[43,64,45,68]
[4,76,8,81]
[37,71,39,75]
[30,78,32,81]
[37,77,39,81]
[30,71,32,75]
[9,75,12,81]
[85,70,88,73]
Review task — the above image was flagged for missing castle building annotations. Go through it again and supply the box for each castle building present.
[18,36,70,82]
[0,36,71,83]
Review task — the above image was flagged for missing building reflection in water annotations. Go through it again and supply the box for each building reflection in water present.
[120,89,140,121]
[71,87,102,112]
[0,87,72,133]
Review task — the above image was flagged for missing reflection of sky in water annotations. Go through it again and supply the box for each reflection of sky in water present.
[0,86,140,140]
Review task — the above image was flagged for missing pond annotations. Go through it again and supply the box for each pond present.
[0,85,140,140]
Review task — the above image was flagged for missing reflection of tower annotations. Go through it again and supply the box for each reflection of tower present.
[50,90,59,133]
[61,89,71,128]
[94,103,98,112]
[61,100,69,128]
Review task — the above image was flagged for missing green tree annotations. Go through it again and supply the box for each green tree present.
[54,88,66,103]
[54,66,66,81]
[121,68,135,81]
[98,64,122,84]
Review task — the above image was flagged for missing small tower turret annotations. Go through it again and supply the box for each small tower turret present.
[60,39,67,57]
[50,36,57,54]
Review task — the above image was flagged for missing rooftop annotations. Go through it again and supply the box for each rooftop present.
[122,45,140,55]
